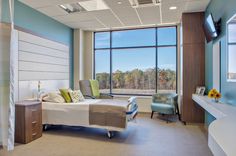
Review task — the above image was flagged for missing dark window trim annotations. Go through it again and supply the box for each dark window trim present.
[94,25,177,33]
[94,26,178,96]
[94,45,177,50]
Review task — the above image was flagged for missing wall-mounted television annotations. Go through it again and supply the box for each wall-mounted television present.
[203,14,221,43]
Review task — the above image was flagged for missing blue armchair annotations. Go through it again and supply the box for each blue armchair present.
[151,93,180,121]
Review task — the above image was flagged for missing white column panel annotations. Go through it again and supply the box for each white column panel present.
[74,29,85,90]
[0,24,10,147]
[84,31,93,80]
[213,41,220,91]
[74,29,80,89]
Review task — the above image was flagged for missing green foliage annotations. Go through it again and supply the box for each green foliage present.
[96,68,176,91]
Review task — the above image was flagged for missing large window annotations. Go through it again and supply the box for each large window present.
[227,23,236,81]
[94,27,177,95]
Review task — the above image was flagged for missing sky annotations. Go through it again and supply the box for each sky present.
[95,27,177,73]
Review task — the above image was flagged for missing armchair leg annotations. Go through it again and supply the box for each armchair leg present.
[151,111,154,119]
[176,104,181,121]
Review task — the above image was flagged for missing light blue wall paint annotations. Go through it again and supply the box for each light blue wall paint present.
[1,0,74,88]
[205,0,236,125]
[205,111,216,126]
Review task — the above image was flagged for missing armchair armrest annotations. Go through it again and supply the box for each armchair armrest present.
[152,93,178,107]
[166,95,178,113]
[152,94,166,103]
[100,93,113,99]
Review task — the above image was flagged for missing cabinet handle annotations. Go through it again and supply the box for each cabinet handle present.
[32,133,37,136]
[31,109,37,112]
[32,121,37,124]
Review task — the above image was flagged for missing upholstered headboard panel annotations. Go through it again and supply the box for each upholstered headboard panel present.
[18,31,70,100]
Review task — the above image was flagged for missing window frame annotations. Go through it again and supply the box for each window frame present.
[93,26,178,96]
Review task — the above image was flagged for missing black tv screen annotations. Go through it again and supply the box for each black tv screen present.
[203,14,218,42]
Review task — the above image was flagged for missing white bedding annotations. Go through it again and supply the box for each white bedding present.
[42,100,92,127]
[42,99,137,131]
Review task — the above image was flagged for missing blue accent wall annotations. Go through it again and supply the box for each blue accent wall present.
[1,0,74,88]
[205,0,236,124]
[205,111,216,126]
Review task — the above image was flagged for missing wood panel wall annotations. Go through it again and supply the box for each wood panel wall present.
[181,12,205,123]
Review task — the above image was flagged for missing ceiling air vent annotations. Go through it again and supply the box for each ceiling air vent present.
[59,0,109,14]
[59,3,86,14]
[129,0,161,8]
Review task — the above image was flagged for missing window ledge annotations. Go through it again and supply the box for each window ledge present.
[113,95,152,99]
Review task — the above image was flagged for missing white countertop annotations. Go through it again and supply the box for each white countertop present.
[192,94,236,156]
[192,94,236,119]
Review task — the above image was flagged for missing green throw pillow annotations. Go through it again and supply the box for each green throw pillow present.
[59,89,72,103]
[89,79,100,98]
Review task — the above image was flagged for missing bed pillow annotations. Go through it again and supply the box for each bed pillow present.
[59,89,72,103]
[43,92,65,103]
[69,90,85,103]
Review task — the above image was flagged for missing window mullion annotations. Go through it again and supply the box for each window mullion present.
[110,31,112,94]
[155,28,158,93]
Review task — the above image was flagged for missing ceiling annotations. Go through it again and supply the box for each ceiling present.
[18,0,210,31]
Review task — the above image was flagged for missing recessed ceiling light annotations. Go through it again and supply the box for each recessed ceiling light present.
[169,6,177,10]
[117,1,122,4]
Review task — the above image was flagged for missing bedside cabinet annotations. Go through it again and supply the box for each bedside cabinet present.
[15,100,42,144]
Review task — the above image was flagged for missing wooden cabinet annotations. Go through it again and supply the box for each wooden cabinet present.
[181,12,205,123]
[15,100,42,144]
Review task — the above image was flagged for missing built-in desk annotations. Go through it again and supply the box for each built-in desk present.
[192,94,236,156]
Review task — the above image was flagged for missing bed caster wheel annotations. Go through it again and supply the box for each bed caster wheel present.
[43,125,48,131]
[107,131,113,139]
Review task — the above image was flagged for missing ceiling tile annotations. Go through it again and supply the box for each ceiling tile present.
[90,10,123,28]
[37,6,68,17]
[185,0,210,13]
[19,0,92,8]
[136,6,161,25]
[103,0,131,7]
[161,2,186,23]
[18,0,211,30]
[66,20,106,30]
[53,12,95,23]
[19,0,83,8]
[110,6,141,26]
[103,0,141,26]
